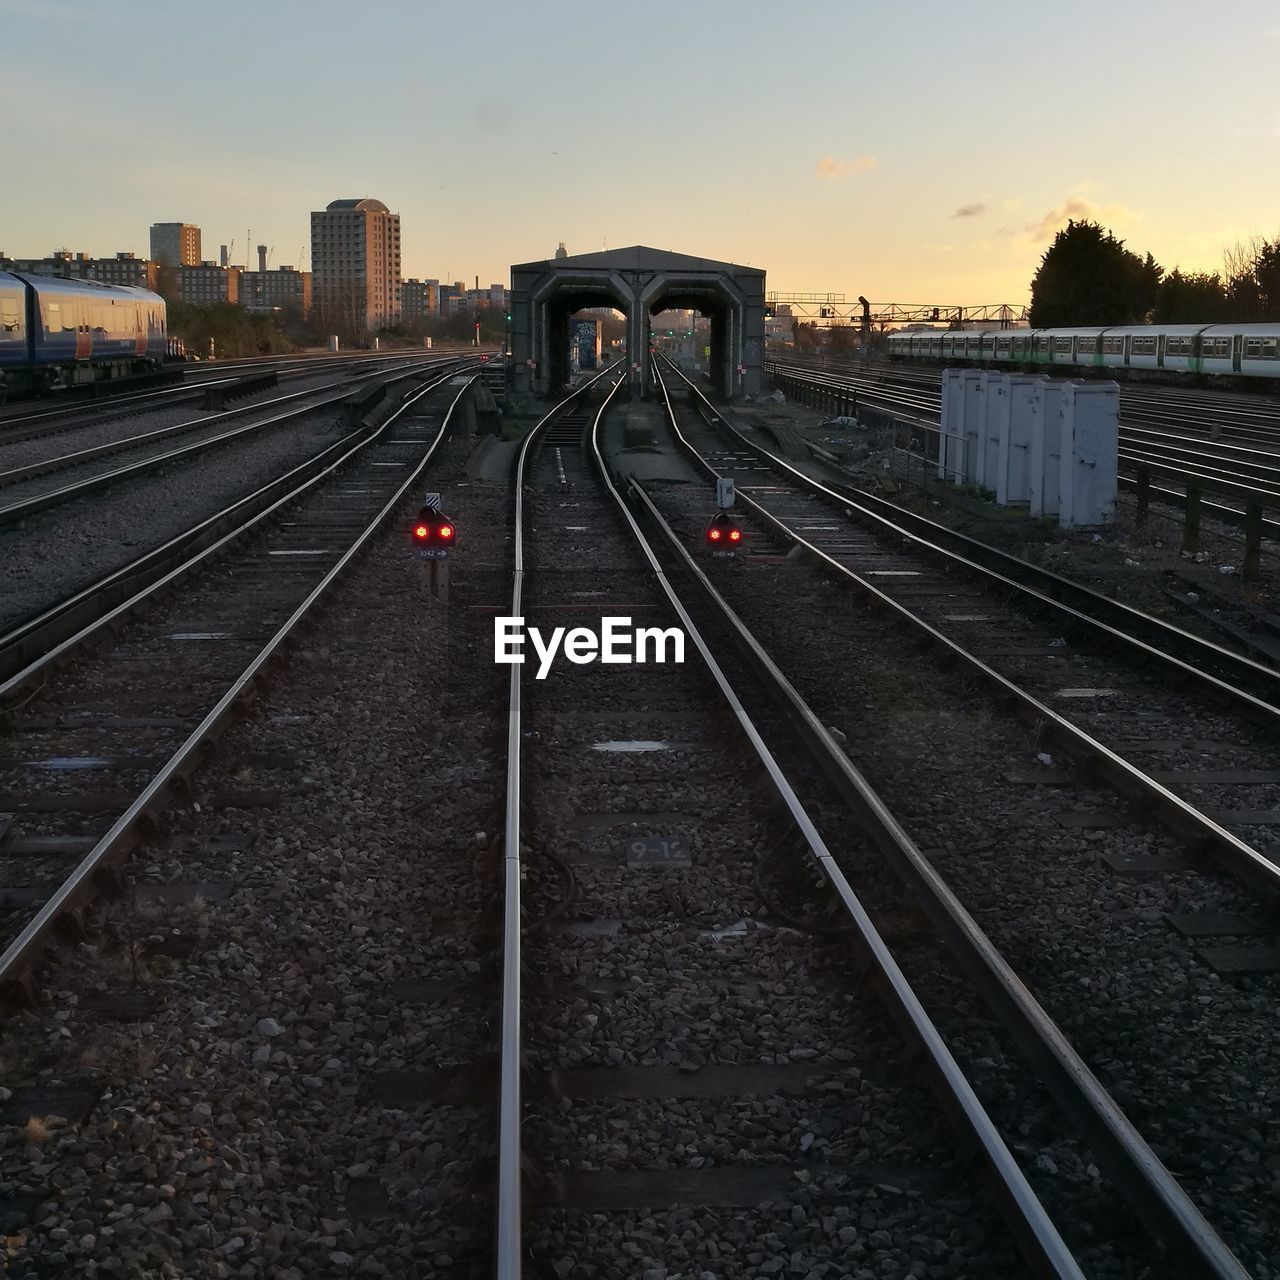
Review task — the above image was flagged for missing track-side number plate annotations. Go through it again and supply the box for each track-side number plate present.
[627,836,691,866]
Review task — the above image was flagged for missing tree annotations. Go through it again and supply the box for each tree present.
[793,321,820,352]
[827,322,856,352]
[1220,236,1280,321]
[165,301,296,358]
[1257,242,1280,321]
[1153,269,1228,323]
[1028,220,1162,327]
[1223,236,1266,321]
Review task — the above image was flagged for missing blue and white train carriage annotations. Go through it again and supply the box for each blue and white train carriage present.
[0,271,168,402]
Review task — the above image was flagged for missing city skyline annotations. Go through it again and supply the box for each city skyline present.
[4,0,1277,304]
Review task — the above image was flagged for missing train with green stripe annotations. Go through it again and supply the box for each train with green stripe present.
[886,324,1280,381]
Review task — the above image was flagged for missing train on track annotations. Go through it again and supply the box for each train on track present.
[0,270,168,403]
[886,323,1280,384]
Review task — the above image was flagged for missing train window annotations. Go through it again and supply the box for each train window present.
[1263,338,1279,359]
[0,296,19,332]
[1103,337,1124,353]
[1131,337,1156,354]
[1053,337,1072,352]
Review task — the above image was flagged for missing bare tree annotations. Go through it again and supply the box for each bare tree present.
[1222,235,1268,321]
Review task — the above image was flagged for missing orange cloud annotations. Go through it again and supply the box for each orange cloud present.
[816,155,877,179]
[1023,196,1139,242]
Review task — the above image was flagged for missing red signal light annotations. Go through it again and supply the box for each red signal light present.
[706,512,742,545]
[412,506,457,546]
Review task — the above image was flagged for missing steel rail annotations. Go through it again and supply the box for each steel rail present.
[1120,425,1280,474]
[1117,446,1280,503]
[770,358,1280,449]
[0,358,446,511]
[1115,472,1280,538]
[0,365,472,684]
[0,375,478,997]
[496,368,619,1280]
[0,349,443,430]
[657,358,1280,892]
[643,362,1252,1277]
[592,395,1095,1276]
[674,362,1280,718]
[770,358,1280,524]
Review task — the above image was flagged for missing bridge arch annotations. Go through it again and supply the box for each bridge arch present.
[510,246,765,399]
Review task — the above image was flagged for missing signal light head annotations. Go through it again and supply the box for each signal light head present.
[411,507,457,546]
[706,512,743,546]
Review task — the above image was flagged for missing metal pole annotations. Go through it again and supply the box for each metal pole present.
[1182,478,1202,556]
[1243,500,1263,582]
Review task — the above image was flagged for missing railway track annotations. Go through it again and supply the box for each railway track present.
[0,372,516,1276]
[632,358,1280,1272]
[2,366,1272,1274]
[0,349,440,434]
[496,373,1093,1277]
[0,372,476,995]
[765,359,1280,535]
[0,364,472,682]
[0,357,455,523]
[780,356,1280,446]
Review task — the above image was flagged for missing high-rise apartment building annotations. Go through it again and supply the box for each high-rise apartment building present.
[310,198,401,333]
[150,222,201,267]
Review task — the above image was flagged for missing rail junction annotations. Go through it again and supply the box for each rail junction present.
[1,316,1279,1278]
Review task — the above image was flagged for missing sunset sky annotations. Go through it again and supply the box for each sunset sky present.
[5,0,1277,306]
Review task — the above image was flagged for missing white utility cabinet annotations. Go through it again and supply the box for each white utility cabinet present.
[1058,381,1120,527]
[1029,379,1064,517]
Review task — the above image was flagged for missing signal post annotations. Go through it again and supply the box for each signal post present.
[412,491,455,603]
[706,476,744,554]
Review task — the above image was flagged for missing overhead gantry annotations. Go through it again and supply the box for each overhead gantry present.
[509,246,766,399]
